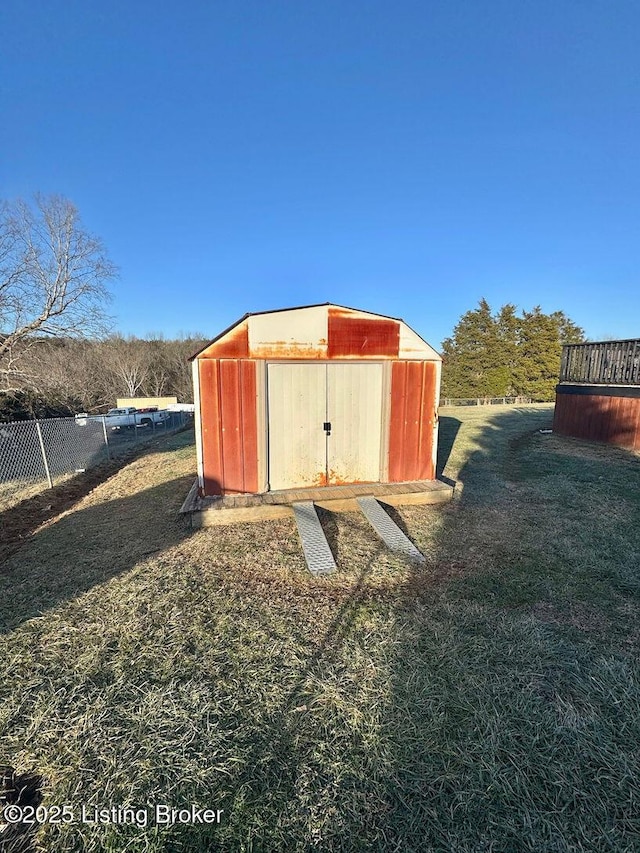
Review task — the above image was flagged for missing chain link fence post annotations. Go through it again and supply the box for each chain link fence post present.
[102,416,111,459]
[35,422,53,489]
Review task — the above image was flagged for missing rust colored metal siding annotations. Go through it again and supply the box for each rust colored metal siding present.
[240,361,259,490]
[198,323,249,359]
[554,385,640,450]
[388,361,437,481]
[193,306,443,496]
[198,359,258,495]
[198,359,223,495]
[193,305,440,361]
[327,310,400,358]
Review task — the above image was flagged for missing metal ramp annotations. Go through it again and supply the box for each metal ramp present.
[357,496,426,564]
[292,497,426,576]
[292,502,337,576]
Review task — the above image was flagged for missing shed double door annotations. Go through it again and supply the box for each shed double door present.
[267,363,384,490]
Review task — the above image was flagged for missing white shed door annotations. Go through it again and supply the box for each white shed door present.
[268,364,327,490]
[267,363,383,490]
[327,363,383,484]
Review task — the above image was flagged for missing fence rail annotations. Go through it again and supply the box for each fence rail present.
[0,411,191,508]
[560,339,640,386]
[439,396,533,407]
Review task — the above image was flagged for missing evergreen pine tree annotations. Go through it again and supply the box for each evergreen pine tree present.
[513,307,585,400]
[441,301,584,401]
[441,299,509,398]
[494,303,519,395]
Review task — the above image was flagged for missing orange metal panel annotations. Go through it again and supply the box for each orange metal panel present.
[401,364,420,477]
[200,359,259,496]
[199,360,223,496]
[240,360,259,492]
[219,360,244,492]
[250,343,329,359]
[197,322,249,359]
[388,362,408,482]
[388,361,436,481]
[328,309,400,358]
[417,361,436,479]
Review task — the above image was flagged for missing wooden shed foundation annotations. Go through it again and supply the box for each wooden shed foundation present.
[181,478,453,527]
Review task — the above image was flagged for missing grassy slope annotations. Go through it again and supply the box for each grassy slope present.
[1,411,639,852]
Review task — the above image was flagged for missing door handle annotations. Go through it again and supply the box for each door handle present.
[323,422,331,435]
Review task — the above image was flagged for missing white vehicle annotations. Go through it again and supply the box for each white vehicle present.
[166,403,195,414]
[75,407,171,429]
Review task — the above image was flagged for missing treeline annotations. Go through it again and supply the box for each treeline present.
[1,298,587,421]
[0,195,587,418]
[0,335,208,422]
[441,300,584,401]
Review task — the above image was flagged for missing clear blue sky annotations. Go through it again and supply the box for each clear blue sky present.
[2,1,638,348]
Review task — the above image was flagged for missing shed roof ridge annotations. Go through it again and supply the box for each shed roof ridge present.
[189,302,440,361]
[245,302,404,323]
[189,303,408,360]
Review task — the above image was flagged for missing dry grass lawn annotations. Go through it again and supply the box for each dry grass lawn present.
[1,410,640,852]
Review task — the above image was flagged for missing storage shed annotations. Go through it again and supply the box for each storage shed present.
[190,303,442,498]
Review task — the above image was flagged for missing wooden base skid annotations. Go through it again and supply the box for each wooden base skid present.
[183,480,454,528]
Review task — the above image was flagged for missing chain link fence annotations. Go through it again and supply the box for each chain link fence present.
[0,411,192,507]
[439,396,534,407]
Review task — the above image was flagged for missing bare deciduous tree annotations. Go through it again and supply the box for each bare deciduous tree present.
[0,194,116,390]
[103,335,152,398]
[2,333,208,418]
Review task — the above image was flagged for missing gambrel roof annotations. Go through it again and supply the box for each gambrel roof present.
[191,303,441,361]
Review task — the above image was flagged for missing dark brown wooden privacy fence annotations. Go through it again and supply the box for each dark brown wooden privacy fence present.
[560,339,640,385]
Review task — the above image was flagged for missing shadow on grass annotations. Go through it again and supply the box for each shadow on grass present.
[216,405,640,850]
[215,531,393,851]
[0,766,44,853]
[5,406,640,851]
[377,404,640,851]
[1,461,130,565]
[167,408,560,849]
[0,472,195,634]
[436,414,461,478]
[0,429,194,566]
